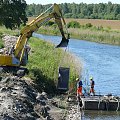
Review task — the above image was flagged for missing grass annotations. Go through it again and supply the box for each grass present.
[0,26,19,36]
[27,37,82,93]
[0,33,4,48]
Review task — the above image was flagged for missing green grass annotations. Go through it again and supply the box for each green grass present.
[0,26,19,36]
[0,33,4,48]
[26,37,82,93]
[0,41,3,48]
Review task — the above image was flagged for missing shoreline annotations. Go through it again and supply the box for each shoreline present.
[37,26,120,46]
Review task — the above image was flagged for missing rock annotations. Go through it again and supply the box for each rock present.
[36,93,47,106]
[2,35,17,48]
[40,106,48,118]
[1,77,11,83]
[67,97,73,102]
[45,116,52,120]
[3,114,15,120]
[0,76,39,119]
[42,92,47,96]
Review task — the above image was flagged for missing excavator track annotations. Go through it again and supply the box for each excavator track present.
[0,66,28,77]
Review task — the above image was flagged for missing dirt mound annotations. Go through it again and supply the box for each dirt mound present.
[2,35,17,48]
[0,75,65,120]
[0,35,17,54]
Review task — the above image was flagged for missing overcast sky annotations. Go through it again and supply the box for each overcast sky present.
[25,0,120,5]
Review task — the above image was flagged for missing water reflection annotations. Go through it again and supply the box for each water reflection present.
[83,110,120,120]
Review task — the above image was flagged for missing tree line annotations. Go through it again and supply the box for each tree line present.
[1,1,120,30]
[26,2,120,20]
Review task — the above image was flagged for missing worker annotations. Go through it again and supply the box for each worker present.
[89,76,95,96]
[77,95,83,111]
[76,78,83,96]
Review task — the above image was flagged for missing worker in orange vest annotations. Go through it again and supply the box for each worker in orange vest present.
[76,78,83,96]
[90,76,95,96]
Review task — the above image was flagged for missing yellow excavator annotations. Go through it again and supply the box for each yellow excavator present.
[0,3,69,76]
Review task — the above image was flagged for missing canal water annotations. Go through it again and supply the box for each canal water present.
[33,33,120,119]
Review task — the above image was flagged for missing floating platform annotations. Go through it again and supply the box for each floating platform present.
[68,95,120,111]
[82,95,120,111]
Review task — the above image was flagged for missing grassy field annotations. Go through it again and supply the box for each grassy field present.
[65,18,120,30]
[28,17,120,30]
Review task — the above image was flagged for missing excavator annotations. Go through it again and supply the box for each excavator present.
[0,3,69,76]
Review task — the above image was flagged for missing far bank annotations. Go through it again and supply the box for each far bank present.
[27,18,120,46]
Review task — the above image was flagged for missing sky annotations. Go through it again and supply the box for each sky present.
[25,0,120,5]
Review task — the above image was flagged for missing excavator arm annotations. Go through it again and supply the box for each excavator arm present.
[14,3,69,65]
[0,3,69,68]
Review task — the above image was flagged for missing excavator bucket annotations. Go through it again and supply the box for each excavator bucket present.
[57,67,70,92]
[56,37,69,48]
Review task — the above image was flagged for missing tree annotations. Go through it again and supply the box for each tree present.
[93,4,98,14]
[113,4,120,16]
[80,3,88,16]
[72,3,77,15]
[76,4,80,14]
[116,14,120,20]
[63,3,69,14]
[106,2,112,14]
[0,0,27,29]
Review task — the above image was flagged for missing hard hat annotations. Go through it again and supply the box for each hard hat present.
[90,76,93,80]
[76,78,79,81]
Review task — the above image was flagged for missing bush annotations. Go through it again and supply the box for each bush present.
[64,13,73,18]
[97,25,103,31]
[67,21,80,28]
[85,23,93,28]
